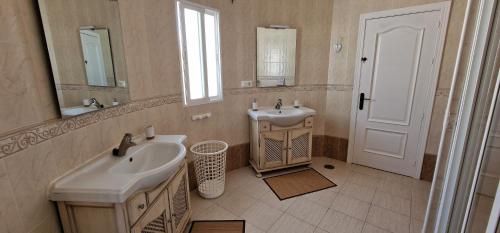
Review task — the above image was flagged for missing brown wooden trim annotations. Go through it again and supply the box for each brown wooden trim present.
[420,153,437,181]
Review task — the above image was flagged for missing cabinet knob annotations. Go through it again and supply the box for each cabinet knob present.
[137,204,145,209]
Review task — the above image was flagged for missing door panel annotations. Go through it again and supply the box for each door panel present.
[353,9,442,177]
[259,131,287,169]
[367,26,423,125]
[167,165,190,233]
[130,194,171,233]
[363,128,407,159]
[288,128,312,164]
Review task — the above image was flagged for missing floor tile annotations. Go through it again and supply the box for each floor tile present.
[349,172,382,189]
[349,164,386,178]
[286,198,328,226]
[259,190,296,211]
[318,209,364,233]
[237,179,269,199]
[382,172,414,188]
[341,182,376,203]
[331,194,370,221]
[245,222,265,233]
[411,198,428,221]
[225,167,259,191]
[192,204,239,221]
[314,228,330,233]
[214,191,258,216]
[410,218,423,233]
[241,201,283,231]
[411,179,431,193]
[362,223,391,233]
[378,179,412,200]
[366,206,410,233]
[302,188,338,208]
[268,214,316,233]
[372,191,411,216]
[189,191,214,216]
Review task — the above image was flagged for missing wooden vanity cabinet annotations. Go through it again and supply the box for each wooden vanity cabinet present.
[250,117,313,176]
[57,162,191,233]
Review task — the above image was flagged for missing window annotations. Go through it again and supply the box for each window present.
[176,1,222,106]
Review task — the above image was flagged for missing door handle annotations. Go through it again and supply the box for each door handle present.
[359,93,372,110]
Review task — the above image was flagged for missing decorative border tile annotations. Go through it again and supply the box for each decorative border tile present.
[326,84,353,91]
[0,85,328,159]
[56,84,129,93]
[0,94,181,159]
[224,84,329,95]
[0,84,453,159]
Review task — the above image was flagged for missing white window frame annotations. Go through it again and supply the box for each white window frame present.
[176,0,223,106]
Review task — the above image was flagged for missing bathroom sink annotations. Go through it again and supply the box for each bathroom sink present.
[109,142,184,175]
[49,135,187,203]
[248,106,316,126]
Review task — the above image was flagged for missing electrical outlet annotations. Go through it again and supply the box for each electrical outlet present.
[241,80,253,88]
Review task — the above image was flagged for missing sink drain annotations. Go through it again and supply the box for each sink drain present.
[324,164,335,170]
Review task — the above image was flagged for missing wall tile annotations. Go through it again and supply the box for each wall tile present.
[0,159,26,233]
[4,141,59,231]
[29,203,61,233]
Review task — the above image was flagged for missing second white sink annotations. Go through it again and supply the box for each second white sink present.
[248,106,316,126]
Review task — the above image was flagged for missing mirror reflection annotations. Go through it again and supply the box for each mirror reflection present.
[256,27,297,87]
[38,0,129,118]
[79,27,116,87]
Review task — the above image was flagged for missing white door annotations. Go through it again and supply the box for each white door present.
[80,31,108,86]
[349,3,450,177]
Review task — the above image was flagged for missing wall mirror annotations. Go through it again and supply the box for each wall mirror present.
[256,27,297,87]
[38,0,129,118]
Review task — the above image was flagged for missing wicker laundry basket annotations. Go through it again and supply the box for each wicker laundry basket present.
[190,140,228,199]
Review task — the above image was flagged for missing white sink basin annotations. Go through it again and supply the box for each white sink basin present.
[110,143,182,174]
[248,106,316,126]
[49,135,187,203]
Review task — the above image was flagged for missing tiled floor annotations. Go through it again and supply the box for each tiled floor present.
[188,157,432,233]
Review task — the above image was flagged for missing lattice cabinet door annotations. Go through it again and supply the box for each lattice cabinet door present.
[167,165,191,233]
[287,128,312,164]
[130,193,171,233]
[259,131,288,169]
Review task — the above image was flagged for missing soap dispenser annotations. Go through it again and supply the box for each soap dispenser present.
[252,98,258,111]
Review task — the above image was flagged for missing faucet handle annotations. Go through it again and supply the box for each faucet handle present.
[123,133,135,143]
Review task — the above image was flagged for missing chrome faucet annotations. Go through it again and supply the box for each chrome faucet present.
[275,98,283,110]
[89,97,104,109]
[113,133,136,157]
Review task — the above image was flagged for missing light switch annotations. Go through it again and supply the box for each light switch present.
[241,80,253,88]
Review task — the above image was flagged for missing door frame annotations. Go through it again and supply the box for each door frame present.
[347,1,451,178]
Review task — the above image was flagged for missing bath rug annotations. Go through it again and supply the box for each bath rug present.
[189,220,245,233]
[263,168,336,200]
